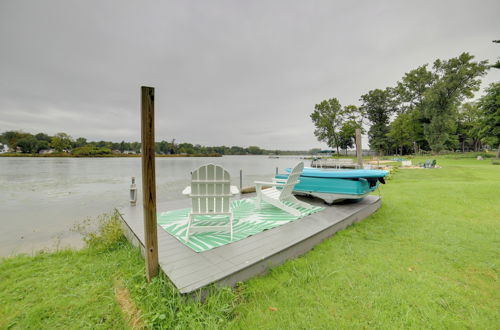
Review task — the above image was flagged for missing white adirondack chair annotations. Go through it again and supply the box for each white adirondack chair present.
[255,162,313,216]
[185,164,234,241]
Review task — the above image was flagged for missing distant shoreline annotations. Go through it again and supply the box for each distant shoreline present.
[0,153,222,158]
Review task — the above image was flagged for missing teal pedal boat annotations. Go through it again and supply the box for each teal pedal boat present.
[276,167,388,204]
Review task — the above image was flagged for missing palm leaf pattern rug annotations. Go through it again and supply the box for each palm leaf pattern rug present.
[157,197,324,252]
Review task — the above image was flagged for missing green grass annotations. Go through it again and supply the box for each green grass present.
[1,156,498,329]
[229,157,499,329]
[0,246,134,329]
[0,214,235,329]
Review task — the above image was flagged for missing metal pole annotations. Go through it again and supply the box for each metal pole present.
[239,169,242,191]
[141,86,159,282]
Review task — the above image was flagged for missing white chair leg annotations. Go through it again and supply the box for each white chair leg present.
[280,203,301,216]
[185,213,193,241]
[255,183,262,208]
[289,196,314,209]
[267,198,301,216]
[229,213,234,241]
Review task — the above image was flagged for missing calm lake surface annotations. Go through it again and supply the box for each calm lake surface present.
[0,155,310,256]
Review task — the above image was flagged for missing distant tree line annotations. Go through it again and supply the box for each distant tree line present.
[311,51,500,157]
[0,132,317,156]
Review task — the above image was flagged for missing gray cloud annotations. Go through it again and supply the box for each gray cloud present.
[1,0,499,149]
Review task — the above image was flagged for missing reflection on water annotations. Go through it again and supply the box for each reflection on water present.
[0,156,309,256]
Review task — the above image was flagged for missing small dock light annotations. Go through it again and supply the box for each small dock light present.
[130,177,137,206]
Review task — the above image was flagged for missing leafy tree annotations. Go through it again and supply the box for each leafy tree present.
[212,146,228,155]
[156,140,170,154]
[17,135,38,153]
[343,104,365,125]
[477,82,500,157]
[308,148,321,155]
[310,98,345,154]
[406,108,428,153]
[422,53,488,152]
[387,112,414,155]
[35,133,52,142]
[130,142,141,154]
[230,146,245,155]
[247,146,264,155]
[50,133,72,152]
[395,65,435,113]
[110,142,120,151]
[338,120,362,155]
[392,66,435,152]
[36,140,50,152]
[456,103,483,152]
[72,146,112,156]
[1,131,27,151]
[73,137,87,148]
[360,88,397,155]
[178,143,194,154]
[169,139,177,154]
[492,40,500,70]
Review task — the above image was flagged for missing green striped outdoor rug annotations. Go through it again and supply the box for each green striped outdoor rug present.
[157,197,324,253]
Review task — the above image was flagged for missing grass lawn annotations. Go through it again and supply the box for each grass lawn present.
[1,156,498,329]
[230,157,499,328]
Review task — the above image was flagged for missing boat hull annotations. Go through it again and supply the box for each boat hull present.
[277,168,387,204]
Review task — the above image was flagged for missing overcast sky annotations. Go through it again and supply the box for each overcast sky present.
[0,0,499,150]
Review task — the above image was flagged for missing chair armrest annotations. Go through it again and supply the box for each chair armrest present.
[254,181,284,187]
[230,185,240,195]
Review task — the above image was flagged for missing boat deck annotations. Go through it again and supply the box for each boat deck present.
[118,194,381,294]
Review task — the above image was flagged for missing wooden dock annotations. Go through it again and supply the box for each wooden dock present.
[118,194,381,294]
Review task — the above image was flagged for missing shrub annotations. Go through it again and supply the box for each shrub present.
[72,146,112,156]
[72,211,125,250]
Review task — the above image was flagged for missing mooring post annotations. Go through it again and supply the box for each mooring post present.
[141,86,159,281]
[355,128,363,169]
[275,167,278,176]
[130,177,137,206]
[239,169,243,192]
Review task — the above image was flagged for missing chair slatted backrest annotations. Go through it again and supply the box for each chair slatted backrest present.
[279,162,304,200]
[190,164,231,214]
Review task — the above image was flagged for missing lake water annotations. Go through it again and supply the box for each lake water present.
[0,156,310,256]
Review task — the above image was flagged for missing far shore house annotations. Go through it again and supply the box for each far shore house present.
[0,143,9,153]
[39,149,55,154]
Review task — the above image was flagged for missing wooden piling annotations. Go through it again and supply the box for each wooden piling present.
[141,86,159,281]
[356,128,363,168]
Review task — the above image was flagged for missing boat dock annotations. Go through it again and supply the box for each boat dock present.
[118,193,381,295]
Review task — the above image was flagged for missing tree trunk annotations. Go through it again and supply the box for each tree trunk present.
[336,146,340,155]
[497,143,500,158]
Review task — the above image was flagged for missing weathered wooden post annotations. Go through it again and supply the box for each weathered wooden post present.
[141,86,159,281]
[355,128,363,168]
